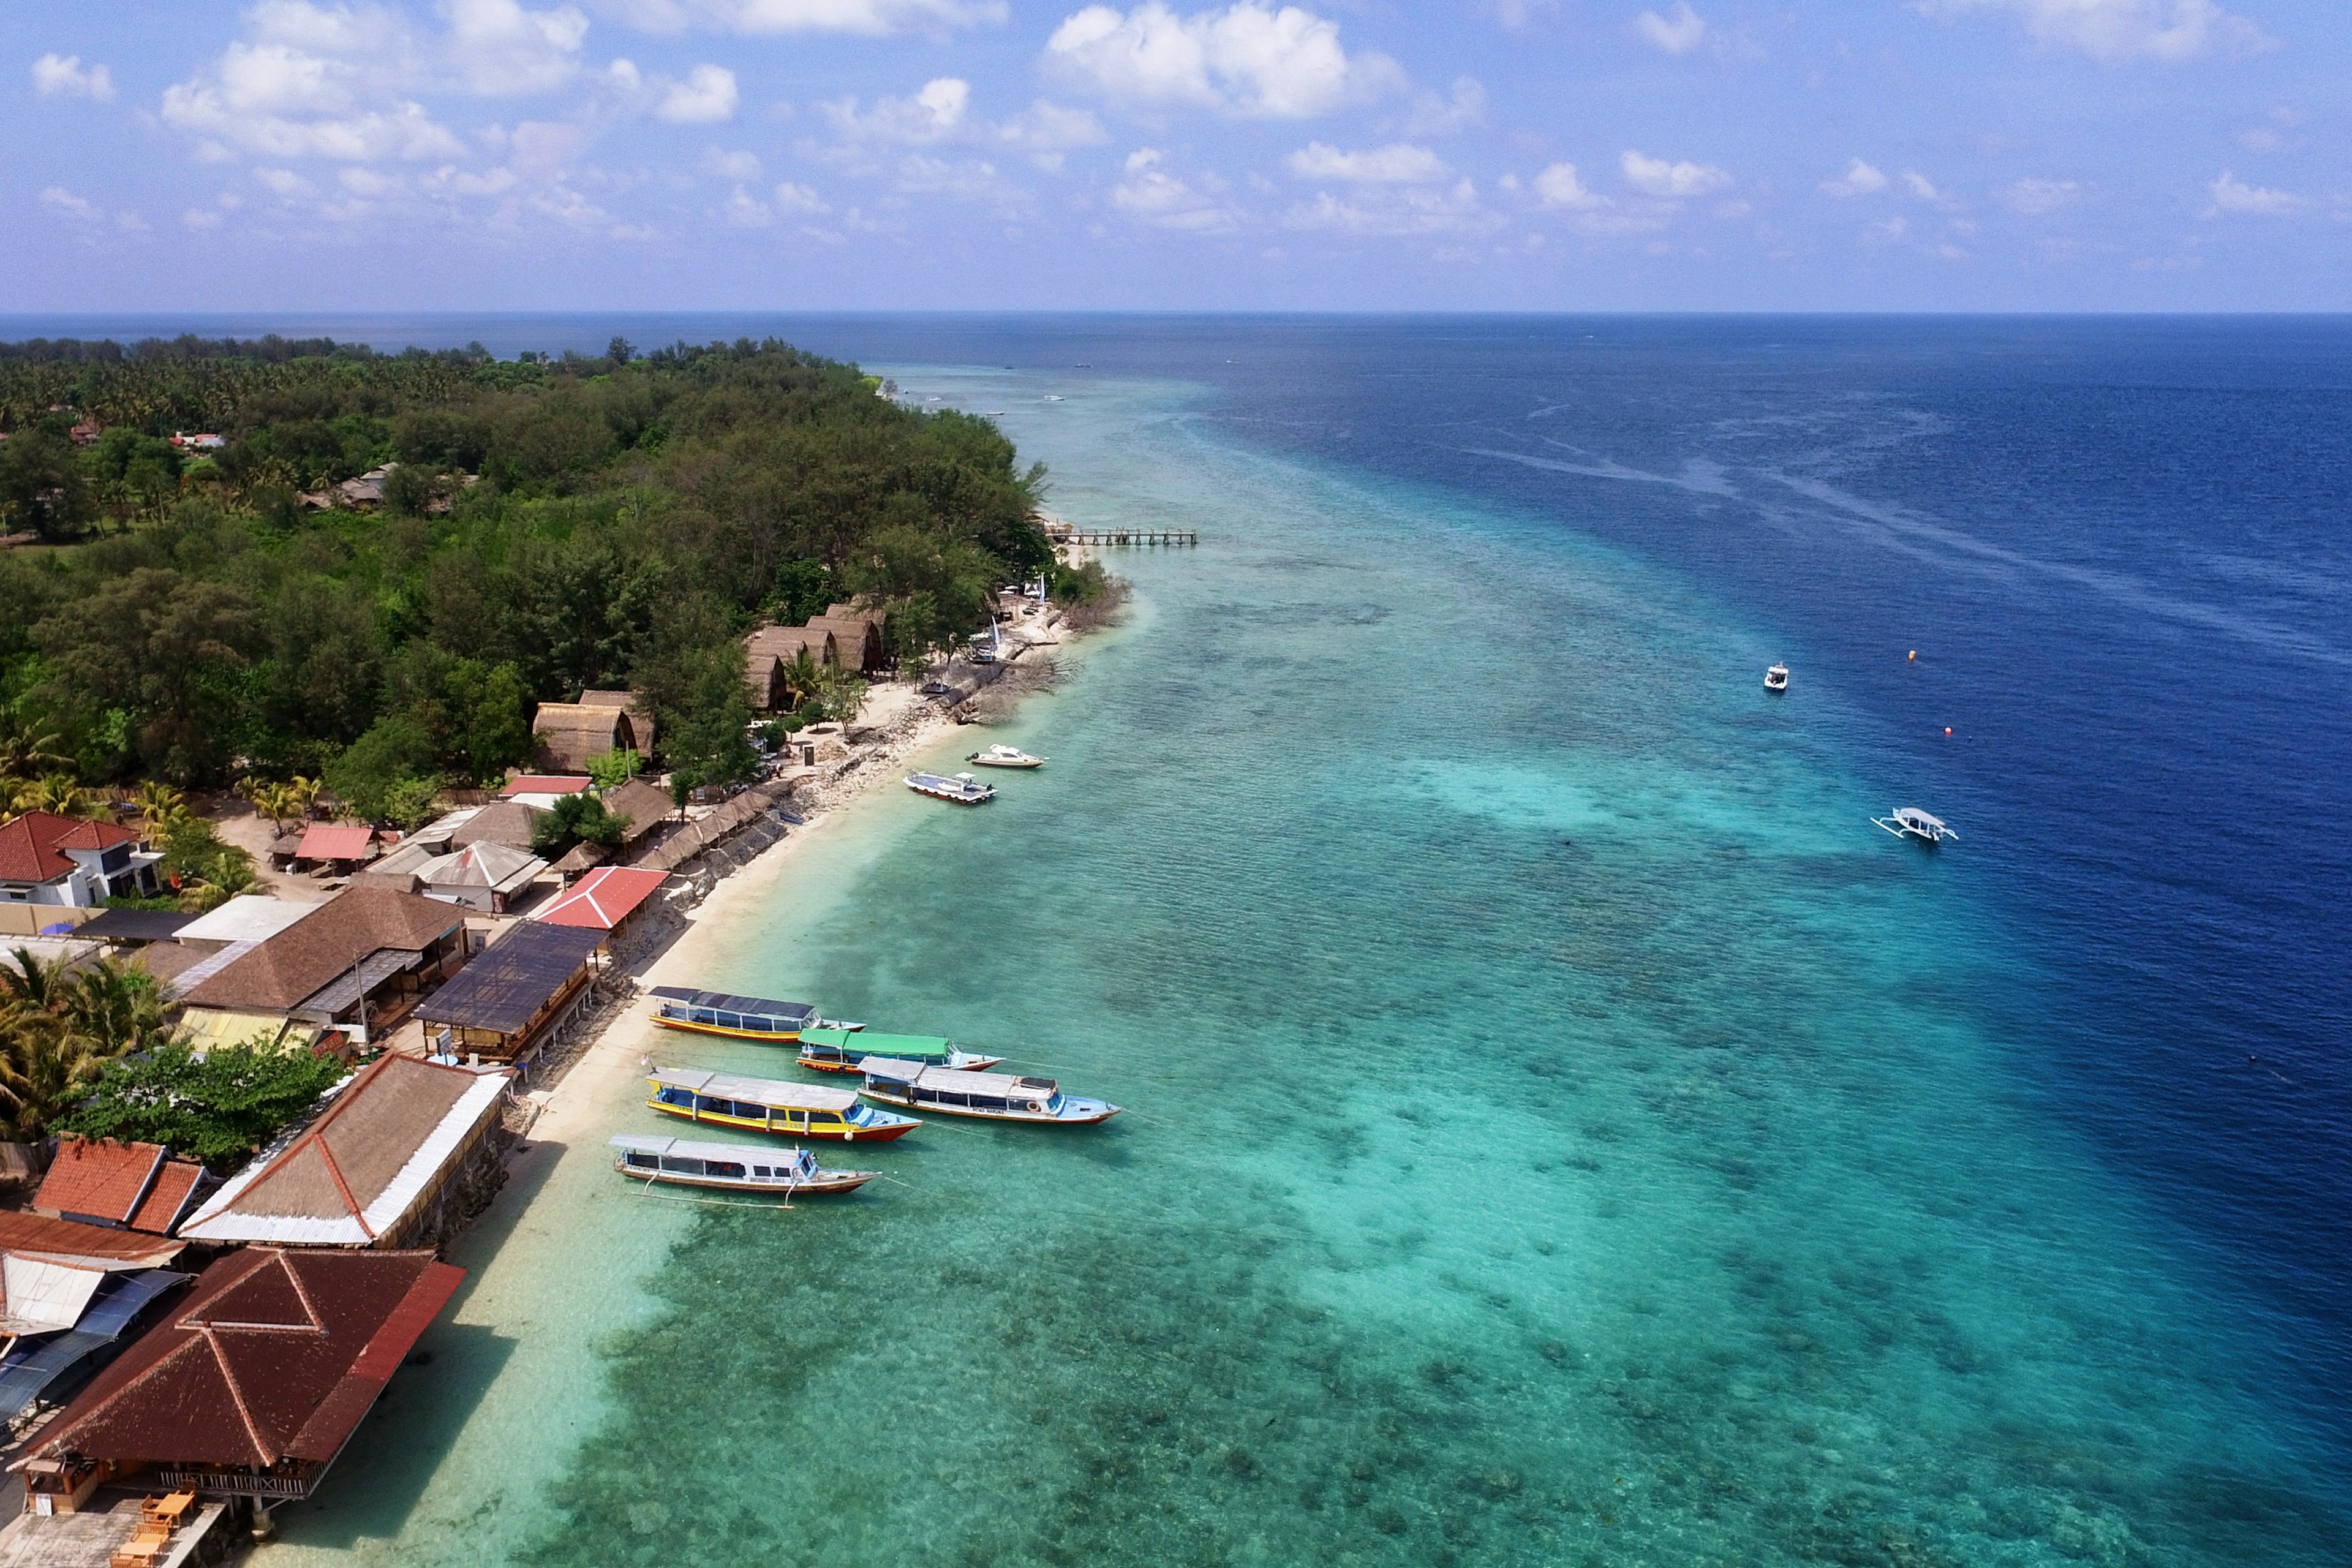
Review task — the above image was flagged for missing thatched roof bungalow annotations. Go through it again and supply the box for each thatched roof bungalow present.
[531,703,637,773]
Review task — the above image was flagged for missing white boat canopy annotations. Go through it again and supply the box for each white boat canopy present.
[859,1058,1055,1096]
[650,1066,859,1112]
[612,1134,818,1174]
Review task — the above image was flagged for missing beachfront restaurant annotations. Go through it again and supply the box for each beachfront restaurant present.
[413,921,606,1068]
[175,886,473,1047]
[10,1247,462,1510]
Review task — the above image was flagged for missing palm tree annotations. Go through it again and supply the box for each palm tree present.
[285,775,322,819]
[62,958,170,1057]
[133,782,186,840]
[0,947,72,1011]
[778,649,824,712]
[0,1006,107,1142]
[15,774,102,819]
[178,852,260,913]
[0,706,70,782]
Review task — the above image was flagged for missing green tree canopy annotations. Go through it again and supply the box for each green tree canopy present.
[53,1042,349,1172]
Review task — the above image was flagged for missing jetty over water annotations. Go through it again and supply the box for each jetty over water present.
[1055,529,1197,546]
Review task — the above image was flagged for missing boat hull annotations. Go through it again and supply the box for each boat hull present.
[799,1050,1007,1075]
[614,1158,876,1195]
[907,785,992,804]
[646,1099,918,1140]
[857,1088,1121,1126]
[653,1015,804,1043]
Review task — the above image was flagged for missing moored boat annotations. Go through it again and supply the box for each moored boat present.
[857,1058,1120,1125]
[966,745,1046,769]
[1765,662,1790,692]
[648,1066,920,1140]
[907,771,995,805]
[798,1027,1005,1075]
[649,987,818,1042]
[611,1135,878,1196]
[1872,806,1958,845]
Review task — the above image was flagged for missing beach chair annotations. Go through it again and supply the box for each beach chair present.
[108,1517,174,1568]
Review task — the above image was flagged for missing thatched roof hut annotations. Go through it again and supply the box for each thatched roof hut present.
[532,703,637,772]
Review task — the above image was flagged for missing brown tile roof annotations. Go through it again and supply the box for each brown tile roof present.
[20,1247,464,1473]
[0,1210,184,1268]
[130,1162,206,1235]
[448,801,546,850]
[36,1138,166,1227]
[0,811,138,884]
[179,886,464,1014]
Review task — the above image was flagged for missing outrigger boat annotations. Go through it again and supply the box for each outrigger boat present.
[907,771,995,805]
[649,987,818,1042]
[648,1066,920,1140]
[857,1058,1120,1125]
[611,1134,878,1196]
[797,1027,1004,1076]
[1872,806,1958,845]
[965,744,1046,769]
[1765,663,1790,692]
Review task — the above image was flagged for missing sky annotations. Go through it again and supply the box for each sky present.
[3,0,2347,312]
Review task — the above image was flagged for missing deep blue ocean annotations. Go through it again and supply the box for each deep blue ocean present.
[10,313,2345,1564]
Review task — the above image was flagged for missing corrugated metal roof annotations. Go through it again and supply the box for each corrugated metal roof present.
[296,823,376,861]
[415,922,603,1036]
[69,908,196,943]
[533,866,668,930]
[175,895,312,944]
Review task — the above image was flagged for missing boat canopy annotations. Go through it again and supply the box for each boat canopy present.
[860,1058,1055,1096]
[650,1066,858,1112]
[1895,808,1948,831]
[612,1134,816,1175]
[647,988,818,1031]
[802,1028,951,1055]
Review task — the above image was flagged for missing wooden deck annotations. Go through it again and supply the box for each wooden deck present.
[1057,530,1196,546]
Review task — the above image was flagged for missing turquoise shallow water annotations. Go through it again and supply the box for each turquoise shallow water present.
[272,358,2343,1567]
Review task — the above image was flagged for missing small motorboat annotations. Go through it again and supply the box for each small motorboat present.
[857,1059,1121,1126]
[1765,663,1790,692]
[1872,807,1958,845]
[907,771,995,805]
[798,1027,1004,1075]
[1043,394,1065,402]
[965,745,1045,769]
[612,1136,877,1197]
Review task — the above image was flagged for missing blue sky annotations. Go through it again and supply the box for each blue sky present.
[5,0,2346,311]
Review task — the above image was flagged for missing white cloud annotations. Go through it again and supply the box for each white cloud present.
[183,207,225,228]
[2000,176,2082,214]
[702,146,762,179]
[772,179,829,211]
[1284,176,1496,236]
[2206,170,2305,217]
[160,34,466,161]
[32,53,115,101]
[1632,1,1707,54]
[255,166,318,196]
[1403,75,1485,136]
[1820,158,1887,197]
[601,0,1006,35]
[1902,171,1949,203]
[447,0,590,96]
[1620,148,1729,197]
[657,62,738,121]
[1927,0,2267,62]
[821,76,968,143]
[724,183,773,224]
[1284,141,1446,184]
[1532,160,1604,209]
[422,162,519,194]
[894,153,1025,206]
[39,186,99,219]
[1044,1,1404,119]
[1112,148,1236,229]
[993,100,1107,168]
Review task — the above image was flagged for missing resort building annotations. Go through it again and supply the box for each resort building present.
[0,812,162,910]
[530,703,638,773]
[175,1053,512,1249]
[532,865,668,938]
[577,689,657,756]
[741,601,889,709]
[286,821,379,873]
[32,1139,207,1237]
[415,922,606,1068]
[356,840,547,913]
[448,801,549,852]
[175,886,472,1047]
[498,775,592,812]
[10,1246,462,1508]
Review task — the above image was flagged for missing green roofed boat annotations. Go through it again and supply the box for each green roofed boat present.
[797,1028,1005,1076]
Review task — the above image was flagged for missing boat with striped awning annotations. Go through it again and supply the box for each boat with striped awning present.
[796,1027,1005,1075]
[646,1066,918,1141]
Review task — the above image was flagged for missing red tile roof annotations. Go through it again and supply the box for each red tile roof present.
[129,1161,206,1235]
[532,865,667,930]
[0,1211,184,1268]
[21,1248,464,1475]
[500,774,592,796]
[36,1138,167,1227]
[295,822,377,861]
[0,812,139,884]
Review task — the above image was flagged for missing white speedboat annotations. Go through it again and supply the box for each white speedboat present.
[1872,807,1956,845]
[965,745,1045,769]
[907,771,995,805]
[611,1136,877,1196]
[1765,663,1790,692]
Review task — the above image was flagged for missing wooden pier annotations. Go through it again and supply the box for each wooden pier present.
[1055,529,1197,547]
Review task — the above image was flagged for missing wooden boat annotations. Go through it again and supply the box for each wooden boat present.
[857,1058,1120,1125]
[1765,663,1790,692]
[966,745,1046,769]
[647,1066,919,1140]
[648,987,818,1042]
[1872,806,1958,845]
[907,771,995,804]
[612,1135,877,1196]
[797,1027,1004,1076]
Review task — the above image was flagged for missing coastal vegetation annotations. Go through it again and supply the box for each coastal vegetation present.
[51,1040,347,1171]
[0,333,1052,815]
[0,947,173,1139]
